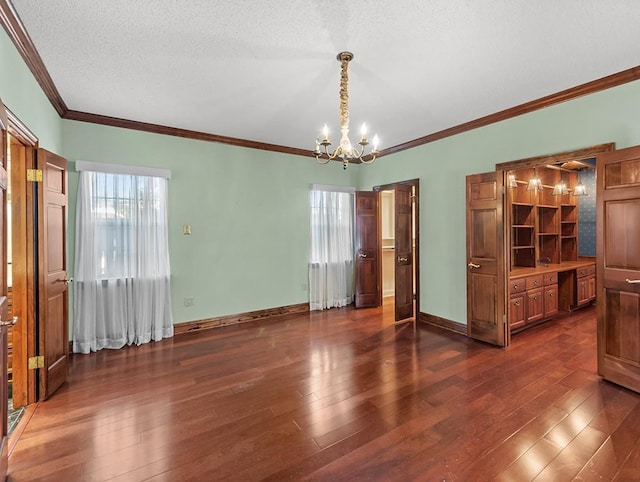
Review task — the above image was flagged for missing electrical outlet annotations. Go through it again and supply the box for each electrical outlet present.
[184,297,194,307]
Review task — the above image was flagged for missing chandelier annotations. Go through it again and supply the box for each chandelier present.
[313,52,379,170]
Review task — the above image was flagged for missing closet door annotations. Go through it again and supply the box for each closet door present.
[597,145,640,393]
[394,183,413,321]
[355,191,380,308]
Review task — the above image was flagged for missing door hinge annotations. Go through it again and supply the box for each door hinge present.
[28,355,44,369]
[27,169,43,182]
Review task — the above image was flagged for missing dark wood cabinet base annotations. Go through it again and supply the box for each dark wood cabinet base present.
[509,260,595,332]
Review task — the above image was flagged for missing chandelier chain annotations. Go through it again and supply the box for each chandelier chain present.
[339,55,349,131]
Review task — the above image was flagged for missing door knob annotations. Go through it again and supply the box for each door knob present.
[626,279,640,284]
[468,262,480,269]
[0,316,18,327]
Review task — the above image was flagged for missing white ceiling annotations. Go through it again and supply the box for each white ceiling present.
[8,0,640,153]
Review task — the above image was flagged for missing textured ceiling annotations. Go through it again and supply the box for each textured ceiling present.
[8,0,640,153]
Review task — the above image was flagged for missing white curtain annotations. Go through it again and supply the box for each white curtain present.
[309,188,354,310]
[73,169,174,354]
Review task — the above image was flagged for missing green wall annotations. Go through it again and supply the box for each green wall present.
[0,29,62,152]
[62,121,357,323]
[358,80,640,325]
[3,24,640,329]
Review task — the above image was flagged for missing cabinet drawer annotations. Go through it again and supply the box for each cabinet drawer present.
[509,279,526,294]
[526,275,543,290]
[543,272,558,286]
[577,265,596,278]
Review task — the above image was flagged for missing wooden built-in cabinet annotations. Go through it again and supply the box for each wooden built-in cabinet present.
[466,143,611,347]
[506,166,594,332]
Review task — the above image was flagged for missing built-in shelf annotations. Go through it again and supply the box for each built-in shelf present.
[508,168,579,269]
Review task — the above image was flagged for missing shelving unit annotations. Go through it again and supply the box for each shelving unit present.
[508,168,579,268]
[511,202,535,268]
[560,203,578,262]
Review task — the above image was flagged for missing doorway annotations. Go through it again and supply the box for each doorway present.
[374,180,419,323]
[6,116,39,411]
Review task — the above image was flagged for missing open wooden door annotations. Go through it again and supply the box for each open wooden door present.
[394,183,414,321]
[37,149,68,400]
[466,171,507,346]
[355,191,380,308]
[0,98,9,479]
[597,145,640,393]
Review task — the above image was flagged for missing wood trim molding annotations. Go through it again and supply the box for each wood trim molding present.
[174,302,310,336]
[0,0,67,116]
[64,110,313,157]
[6,107,38,146]
[419,311,467,336]
[0,97,7,131]
[380,67,640,157]
[496,142,615,170]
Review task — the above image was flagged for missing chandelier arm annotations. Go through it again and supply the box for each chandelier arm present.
[315,154,332,165]
[359,153,377,164]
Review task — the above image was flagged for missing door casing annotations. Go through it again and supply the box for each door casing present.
[7,109,40,406]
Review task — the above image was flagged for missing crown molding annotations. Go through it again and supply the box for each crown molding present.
[64,110,312,157]
[2,0,640,159]
[380,65,640,157]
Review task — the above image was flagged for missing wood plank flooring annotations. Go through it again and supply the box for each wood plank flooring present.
[7,302,640,481]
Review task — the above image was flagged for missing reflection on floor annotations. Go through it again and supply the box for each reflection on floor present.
[8,398,26,436]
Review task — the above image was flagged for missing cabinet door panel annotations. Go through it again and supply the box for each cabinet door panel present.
[509,294,525,331]
[544,285,558,317]
[527,288,544,323]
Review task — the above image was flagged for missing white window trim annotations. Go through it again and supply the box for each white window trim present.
[75,160,171,179]
[309,184,355,193]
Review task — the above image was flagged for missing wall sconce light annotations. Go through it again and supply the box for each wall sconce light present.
[572,169,588,196]
[552,170,569,196]
[507,173,518,188]
[552,181,569,196]
[573,181,587,196]
[526,170,543,192]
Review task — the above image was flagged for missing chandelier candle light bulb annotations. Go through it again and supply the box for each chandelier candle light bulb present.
[313,52,380,169]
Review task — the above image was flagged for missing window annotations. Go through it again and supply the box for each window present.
[73,163,173,353]
[309,188,355,310]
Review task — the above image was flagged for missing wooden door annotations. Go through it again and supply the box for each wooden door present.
[597,145,640,393]
[37,149,68,400]
[0,98,9,479]
[466,171,506,346]
[394,183,413,320]
[355,191,380,308]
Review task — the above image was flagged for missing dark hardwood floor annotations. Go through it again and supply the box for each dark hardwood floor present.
[7,301,640,481]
